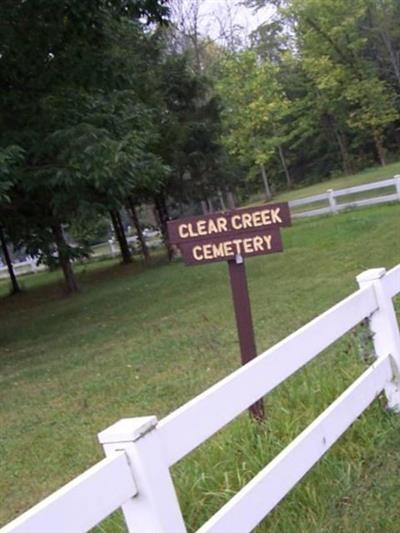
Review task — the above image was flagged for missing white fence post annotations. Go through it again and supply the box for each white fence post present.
[108,239,117,258]
[395,174,400,201]
[98,417,187,533]
[28,256,37,273]
[327,188,337,213]
[357,268,400,411]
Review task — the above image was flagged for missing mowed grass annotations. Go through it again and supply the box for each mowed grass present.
[1,203,400,531]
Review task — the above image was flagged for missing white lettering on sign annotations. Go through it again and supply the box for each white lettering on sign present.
[191,233,274,261]
[177,208,282,240]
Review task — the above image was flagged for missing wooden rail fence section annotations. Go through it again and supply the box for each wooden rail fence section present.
[2,265,400,533]
[289,175,400,218]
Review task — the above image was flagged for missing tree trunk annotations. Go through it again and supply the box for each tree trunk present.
[110,210,132,264]
[373,130,386,166]
[378,16,400,89]
[0,225,20,294]
[260,165,272,200]
[325,113,353,176]
[334,129,353,175]
[127,198,149,262]
[226,190,236,209]
[207,198,214,213]
[201,200,208,215]
[52,223,80,294]
[218,190,226,210]
[193,33,202,75]
[154,194,173,261]
[277,145,292,188]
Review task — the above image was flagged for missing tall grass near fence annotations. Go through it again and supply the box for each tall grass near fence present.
[1,203,400,531]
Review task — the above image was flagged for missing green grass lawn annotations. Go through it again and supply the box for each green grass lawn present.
[1,203,400,532]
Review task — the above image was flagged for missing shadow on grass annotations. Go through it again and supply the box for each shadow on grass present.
[0,252,174,316]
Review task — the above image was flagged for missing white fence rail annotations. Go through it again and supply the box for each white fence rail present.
[2,454,136,533]
[3,265,400,533]
[290,175,400,218]
[0,257,45,280]
[0,234,163,281]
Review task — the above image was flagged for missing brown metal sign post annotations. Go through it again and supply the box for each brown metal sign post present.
[228,255,264,420]
[167,203,291,421]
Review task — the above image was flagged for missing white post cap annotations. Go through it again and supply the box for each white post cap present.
[98,416,158,444]
[356,268,386,285]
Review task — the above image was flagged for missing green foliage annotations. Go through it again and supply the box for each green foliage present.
[156,51,234,205]
[216,50,293,194]
[68,215,111,254]
[0,1,170,290]
[240,0,400,183]
[345,78,398,133]
[0,145,25,202]
[290,0,398,131]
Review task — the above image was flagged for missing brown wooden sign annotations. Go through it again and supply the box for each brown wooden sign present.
[167,202,291,422]
[167,203,291,265]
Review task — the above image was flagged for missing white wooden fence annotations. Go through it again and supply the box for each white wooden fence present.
[290,175,400,218]
[0,257,45,280]
[0,234,162,281]
[2,265,400,533]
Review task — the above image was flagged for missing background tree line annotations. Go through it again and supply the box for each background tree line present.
[227,0,400,195]
[1,0,400,294]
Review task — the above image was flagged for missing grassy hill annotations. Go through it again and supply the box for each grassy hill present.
[1,201,400,531]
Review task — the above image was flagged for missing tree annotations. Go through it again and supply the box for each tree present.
[217,50,293,198]
[0,1,169,292]
[0,146,25,294]
[245,0,400,178]
[127,198,150,262]
[283,0,399,165]
[153,51,233,256]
